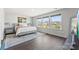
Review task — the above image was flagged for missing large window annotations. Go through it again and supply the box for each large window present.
[50,15,62,30]
[36,18,42,27]
[36,14,62,30]
[42,17,49,28]
[36,17,50,29]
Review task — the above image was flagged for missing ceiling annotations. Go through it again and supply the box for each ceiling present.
[4,8,61,17]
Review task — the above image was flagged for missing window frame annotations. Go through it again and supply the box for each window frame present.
[41,16,50,25]
[50,14,62,30]
[36,18,43,27]
[36,16,50,28]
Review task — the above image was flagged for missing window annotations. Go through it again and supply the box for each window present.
[36,17,50,28]
[36,18,42,27]
[42,17,49,28]
[50,15,62,30]
[36,14,62,30]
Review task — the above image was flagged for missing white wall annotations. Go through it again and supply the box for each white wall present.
[5,12,32,24]
[0,8,4,48]
[5,13,26,23]
[33,8,78,38]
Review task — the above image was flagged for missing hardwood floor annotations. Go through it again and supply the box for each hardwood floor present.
[6,33,66,50]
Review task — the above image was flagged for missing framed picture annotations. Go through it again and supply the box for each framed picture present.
[18,17,27,23]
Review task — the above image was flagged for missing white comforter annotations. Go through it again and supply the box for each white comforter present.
[16,26,37,36]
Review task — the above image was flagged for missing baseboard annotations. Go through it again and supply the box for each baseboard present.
[38,31,67,39]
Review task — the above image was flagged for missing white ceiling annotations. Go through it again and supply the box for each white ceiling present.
[4,8,61,17]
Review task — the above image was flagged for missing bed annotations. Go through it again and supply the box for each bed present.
[15,23,37,36]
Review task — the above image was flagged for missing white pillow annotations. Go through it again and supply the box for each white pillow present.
[19,23,27,26]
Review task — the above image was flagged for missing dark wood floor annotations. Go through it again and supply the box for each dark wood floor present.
[6,33,66,50]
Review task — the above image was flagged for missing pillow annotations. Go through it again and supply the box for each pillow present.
[19,23,28,27]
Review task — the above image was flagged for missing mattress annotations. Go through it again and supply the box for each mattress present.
[16,26,37,36]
